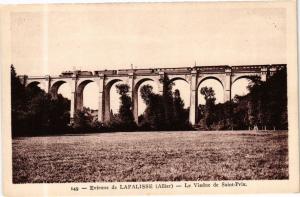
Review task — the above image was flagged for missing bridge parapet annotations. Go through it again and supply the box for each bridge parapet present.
[195,66,228,73]
[60,70,93,77]
[232,64,286,73]
[232,65,267,73]
[159,67,192,74]
[94,70,117,76]
[60,71,73,77]
[134,69,156,75]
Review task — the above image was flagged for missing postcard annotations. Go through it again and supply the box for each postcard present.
[1,1,299,196]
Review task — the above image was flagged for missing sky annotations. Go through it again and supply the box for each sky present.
[10,3,286,114]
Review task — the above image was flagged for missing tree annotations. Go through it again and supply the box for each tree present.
[140,84,153,105]
[229,69,287,130]
[199,87,216,130]
[246,68,287,130]
[116,84,134,123]
[114,84,136,130]
[139,80,191,130]
[173,89,190,129]
[161,76,175,129]
[73,107,94,131]
[48,94,70,131]
[200,87,216,103]
[11,65,27,136]
[231,95,250,129]
[139,84,165,130]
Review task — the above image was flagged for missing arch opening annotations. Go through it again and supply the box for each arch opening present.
[26,81,46,96]
[104,79,123,122]
[137,80,158,124]
[231,75,259,85]
[134,78,156,118]
[50,80,67,99]
[231,77,254,100]
[55,82,71,102]
[169,77,189,84]
[135,77,190,124]
[49,81,72,121]
[198,78,224,105]
[198,76,224,90]
[27,81,41,88]
[76,80,96,111]
[26,81,43,91]
[170,78,190,108]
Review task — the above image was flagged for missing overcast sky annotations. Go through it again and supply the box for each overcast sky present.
[10,3,286,113]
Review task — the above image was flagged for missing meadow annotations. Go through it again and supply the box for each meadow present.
[12,130,288,183]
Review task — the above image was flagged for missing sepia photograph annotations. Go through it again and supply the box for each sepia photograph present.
[1,0,299,195]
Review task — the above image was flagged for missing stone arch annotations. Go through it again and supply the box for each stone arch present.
[77,80,95,92]
[169,76,189,84]
[48,79,73,120]
[26,80,49,92]
[134,78,154,93]
[231,75,259,99]
[104,78,123,122]
[50,80,67,99]
[231,74,260,86]
[26,81,41,88]
[197,76,224,90]
[105,79,123,91]
[76,79,95,111]
[26,81,48,95]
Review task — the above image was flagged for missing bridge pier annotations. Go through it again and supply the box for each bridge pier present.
[76,91,83,111]
[45,75,51,93]
[189,70,198,125]
[97,75,105,123]
[128,73,139,124]
[132,93,139,124]
[104,88,111,123]
[158,71,164,95]
[69,78,77,122]
[261,66,268,81]
[224,68,232,102]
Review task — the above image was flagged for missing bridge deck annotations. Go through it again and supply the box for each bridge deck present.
[24,64,286,78]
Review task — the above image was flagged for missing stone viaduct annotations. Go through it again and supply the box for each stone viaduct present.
[19,64,286,125]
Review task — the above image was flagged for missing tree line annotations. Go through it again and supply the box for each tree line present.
[197,68,288,130]
[11,65,288,137]
[11,65,70,137]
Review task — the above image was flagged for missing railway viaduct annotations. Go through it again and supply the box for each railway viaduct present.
[19,64,286,125]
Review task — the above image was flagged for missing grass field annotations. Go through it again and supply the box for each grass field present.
[12,130,288,183]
